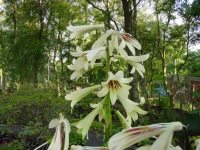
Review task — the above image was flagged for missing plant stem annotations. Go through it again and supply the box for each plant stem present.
[106,43,110,76]
[104,93,112,143]
[104,41,112,143]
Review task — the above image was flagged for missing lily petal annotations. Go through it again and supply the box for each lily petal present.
[74,103,103,139]
[92,30,114,49]
[65,85,101,109]
[108,122,183,150]
[48,114,71,150]
[67,24,104,33]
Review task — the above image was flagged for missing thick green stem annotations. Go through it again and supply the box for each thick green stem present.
[104,94,112,143]
[106,45,110,75]
[104,42,112,143]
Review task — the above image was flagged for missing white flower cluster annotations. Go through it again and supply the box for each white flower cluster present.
[65,24,149,139]
[35,24,185,150]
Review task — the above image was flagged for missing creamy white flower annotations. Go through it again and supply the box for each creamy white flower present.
[86,47,106,68]
[108,122,183,150]
[69,63,103,80]
[68,46,105,80]
[97,71,133,105]
[70,145,108,150]
[115,110,132,129]
[195,139,200,150]
[70,46,87,57]
[68,57,88,71]
[67,24,104,39]
[68,47,89,71]
[65,85,101,109]
[140,97,145,105]
[115,54,149,78]
[92,30,141,55]
[136,145,182,150]
[48,114,71,150]
[118,96,147,122]
[73,102,103,139]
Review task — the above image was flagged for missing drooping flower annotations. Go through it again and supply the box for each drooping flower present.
[68,62,103,80]
[118,96,147,122]
[73,102,103,139]
[68,46,105,80]
[195,139,200,150]
[65,85,101,109]
[68,57,89,72]
[67,24,104,39]
[115,54,149,78]
[86,47,106,68]
[92,30,141,55]
[136,145,182,150]
[97,71,133,105]
[48,114,71,150]
[70,145,108,150]
[108,122,183,150]
[115,110,132,129]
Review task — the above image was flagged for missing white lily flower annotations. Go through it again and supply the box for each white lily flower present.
[73,102,103,139]
[68,47,89,71]
[118,96,147,122]
[136,145,182,150]
[67,24,104,39]
[65,85,101,109]
[70,46,87,57]
[97,71,133,105]
[92,30,141,55]
[195,139,200,150]
[140,97,145,105]
[86,47,106,68]
[69,63,103,80]
[68,46,105,79]
[115,54,149,78]
[68,57,89,71]
[108,122,183,150]
[48,114,71,150]
[115,110,132,129]
[70,145,108,150]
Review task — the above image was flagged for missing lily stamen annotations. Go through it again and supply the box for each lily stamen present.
[108,80,121,90]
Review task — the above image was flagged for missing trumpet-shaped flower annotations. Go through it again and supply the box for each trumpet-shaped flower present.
[70,145,108,150]
[68,46,105,80]
[118,96,147,122]
[68,47,89,71]
[86,47,106,68]
[68,62,103,80]
[92,30,141,55]
[136,145,182,150]
[108,122,183,150]
[73,102,103,139]
[48,114,71,150]
[115,54,149,78]
[67,24,104,39]
[65,85,101,109]
[97,71,133,105]
[68,57,89,72]
[195,139,200,150]
[115,110,132,129]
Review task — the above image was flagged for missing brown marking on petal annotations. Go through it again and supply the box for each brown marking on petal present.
[107,80,121,90]
[122,33,133,43]
[125,126,163,136]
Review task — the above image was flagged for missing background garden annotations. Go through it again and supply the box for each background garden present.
[0,0,200,149]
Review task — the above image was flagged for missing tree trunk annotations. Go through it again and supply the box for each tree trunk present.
[121,0,138,101]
